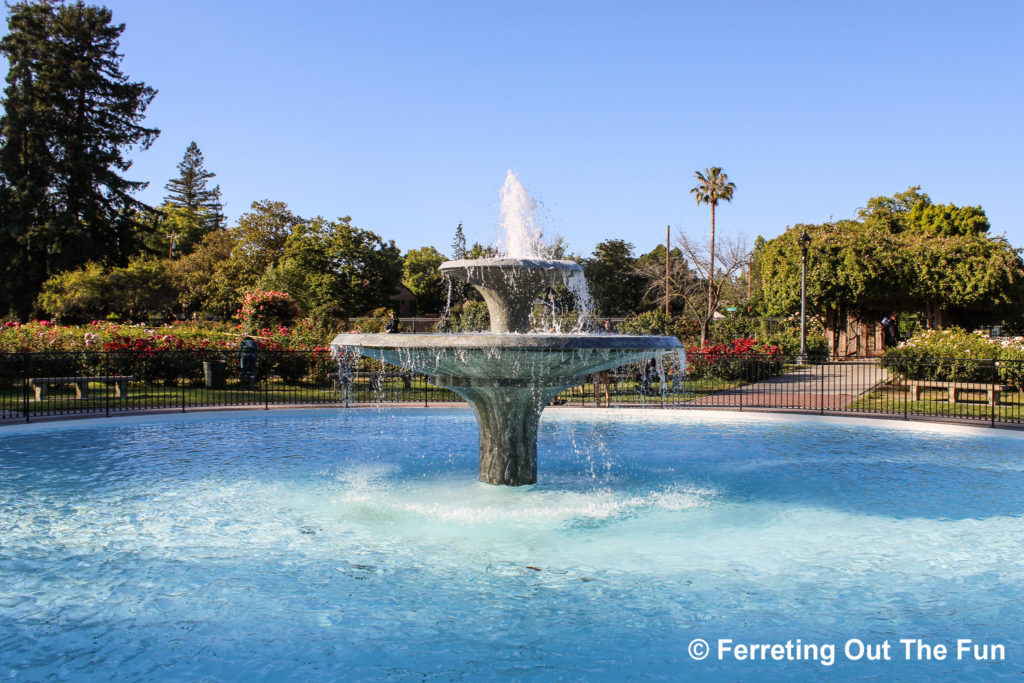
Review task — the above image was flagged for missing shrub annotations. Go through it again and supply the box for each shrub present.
[352,307,398,333]
[238,290,299,333]
[880,328,999,382]
[685,338,783,381]
[997,341,1024,391]
[452,301,490,333]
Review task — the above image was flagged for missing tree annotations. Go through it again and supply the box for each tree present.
[676,231,750,345]
[634,243,687,314]
[36,256,175,323]
[228,199,304,284]
[163,140,224,243]
[166,229,237,320]
[452,222,467,259]
[690,166,736,341]
[258,216,403,325]
[153,202,213,259]
[402,246,447,314]
[0,0,159,318]
[756,189,1024,348]
[580,239,645,316]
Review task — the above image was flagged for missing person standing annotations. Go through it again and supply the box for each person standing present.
[238,335,259,387]
[384,310,400,334]
[594,319,614,407]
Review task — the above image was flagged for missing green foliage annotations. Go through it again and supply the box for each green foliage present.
[690,167,735,209]
[166,229,238,320]
[451,222,467,259]
[451,301,490,332]
[0,0,159,318]
[756,189,1024,325]
[708,316,827,356]
[908,202,989,237]
[581,239,645,316]
[229,200,304,285]
[617,310,683,337]
[351,307,399,333]
[999,345,1024,392]
[880,328,999,382]
[259,216,403,324]
[36,258,176,323]
[153,203,214,258]
[402,246,447,314]
[163,141,224,234]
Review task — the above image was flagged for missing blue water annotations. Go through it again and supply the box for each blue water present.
[1,408,1022,681]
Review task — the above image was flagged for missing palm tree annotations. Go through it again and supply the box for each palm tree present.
[690,167,736,345]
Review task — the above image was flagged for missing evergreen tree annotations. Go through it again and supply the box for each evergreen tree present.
[0,0,159,318]
[452,222,467,259]
[164,141,224,233]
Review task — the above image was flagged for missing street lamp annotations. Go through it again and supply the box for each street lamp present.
[797,231,812,363]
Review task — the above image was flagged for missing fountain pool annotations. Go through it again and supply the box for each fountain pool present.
[2,407,1021,680]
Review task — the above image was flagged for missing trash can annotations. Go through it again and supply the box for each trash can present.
[203,360,226,389]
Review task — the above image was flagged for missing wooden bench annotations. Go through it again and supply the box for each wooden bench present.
[26,376,134,401]
[906,380,1006,406]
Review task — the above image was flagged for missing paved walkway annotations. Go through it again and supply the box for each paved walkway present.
[687,361,891,410]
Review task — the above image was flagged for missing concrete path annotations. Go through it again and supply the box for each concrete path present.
[687,360,891,410]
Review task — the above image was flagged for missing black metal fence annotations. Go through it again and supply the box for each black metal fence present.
[2,350,1022,428]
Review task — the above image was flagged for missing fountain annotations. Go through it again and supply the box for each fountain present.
[331,173,683,485]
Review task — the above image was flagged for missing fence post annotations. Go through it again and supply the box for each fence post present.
[105,351,110,418]
[738,370,743,411]
[991,360,997,427]
[903,361,909,421]
[182,353,187,413]
[23,352,30,423]
[819,359,825,416]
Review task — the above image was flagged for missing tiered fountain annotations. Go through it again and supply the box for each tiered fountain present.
[331,172,683,485]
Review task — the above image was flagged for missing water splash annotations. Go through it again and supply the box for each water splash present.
[498,170,542,258]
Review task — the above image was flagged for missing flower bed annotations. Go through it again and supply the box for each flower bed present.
[0,320,336,386]
[685,338,783,381]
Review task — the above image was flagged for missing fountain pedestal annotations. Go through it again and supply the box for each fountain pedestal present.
[437,376,570,485]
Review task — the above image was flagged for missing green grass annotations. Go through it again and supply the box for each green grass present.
[847,383,1024,422]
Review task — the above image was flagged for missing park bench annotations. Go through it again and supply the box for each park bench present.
[906,380,1006,406]
[329,370,414,392]
[26,376,134,401]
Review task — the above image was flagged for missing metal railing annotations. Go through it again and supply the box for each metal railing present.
[1,351,1021,427]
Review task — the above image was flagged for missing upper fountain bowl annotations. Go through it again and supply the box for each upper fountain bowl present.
[439,258,582,334]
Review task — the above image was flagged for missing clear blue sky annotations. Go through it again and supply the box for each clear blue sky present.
[53,0,1024,256]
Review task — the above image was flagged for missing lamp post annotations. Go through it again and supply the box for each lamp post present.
[797,231,812,364]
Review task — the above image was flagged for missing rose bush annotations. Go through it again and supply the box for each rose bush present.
[685,338,783,381]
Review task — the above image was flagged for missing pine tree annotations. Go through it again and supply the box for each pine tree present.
[164,141,224,232]
[452,222,467,260]
[0,0,159,318]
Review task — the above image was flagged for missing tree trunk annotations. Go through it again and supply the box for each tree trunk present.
[702,203,716,347]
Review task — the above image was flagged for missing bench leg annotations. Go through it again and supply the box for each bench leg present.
[114,380,127,397]
[990,389,999,407]
[33,384,45,401]
[74,381,89,399]
[910,385,921,401]
[948,387,956,404]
